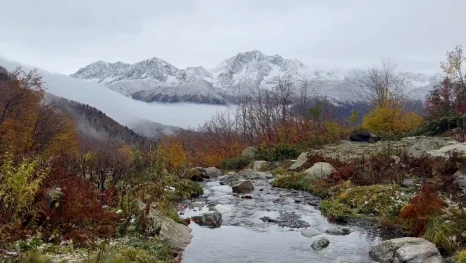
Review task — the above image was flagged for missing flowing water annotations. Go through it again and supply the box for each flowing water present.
[181,180,388,263]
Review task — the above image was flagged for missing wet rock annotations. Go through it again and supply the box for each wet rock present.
[241,194,253,199]
[454,170,466,192]
[301,229,321,238]
[294,199,302,203]
[205,167,222,178]
[325,226,351,235]
[220,172,245,186]
[311,236,330,250]
[277,212,310,228]
[191,211,223,228]
[402,178,419,187]
[133,200,192,250]
[407,139,441,158]
[349,131,381,143]
[370,237,442,263]
[289,152,309,171]
[260,216,281,223]
[241,146,257,159]
[184,167,209,181]
[303,162,335,181]
[232,180,254,193]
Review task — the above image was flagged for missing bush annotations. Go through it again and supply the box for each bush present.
[320,199,355,222]
[221,156,251,170]
[423,216,458,252]
[272,173,310,191]
[171,179,204,200]
[400,185,447,236]
[255,144,302,162]
[456,249,466,263]
[12,251,51,263]
[308,179,331,199]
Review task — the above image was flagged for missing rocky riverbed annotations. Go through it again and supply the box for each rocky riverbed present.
[180,179,398,263]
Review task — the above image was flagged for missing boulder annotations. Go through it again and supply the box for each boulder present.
[325,226,351,235]
[191,211,222,228]
[205,167,222,178]
[369,237,442,263]
[252,160,268,171]
[241,146,257,159]
[407,139,441,159]
[349,131,381,143]
[289,152,309,171]
[184,167,209,181]
[239,169,269,180]
[454,170,466,192]
[232,180,254,193]
[311,236,330,250]
[427,142,466,159]
[133,200,192,250]
[220,172,245,186]
[303,162,335,181]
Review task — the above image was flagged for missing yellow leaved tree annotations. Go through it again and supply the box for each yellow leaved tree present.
[362,101,423,137]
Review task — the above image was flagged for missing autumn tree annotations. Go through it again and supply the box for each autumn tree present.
[362,100,423,137]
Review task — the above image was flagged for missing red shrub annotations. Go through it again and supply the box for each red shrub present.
[400,185,447,236]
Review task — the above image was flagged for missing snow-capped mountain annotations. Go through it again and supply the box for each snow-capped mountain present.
[71,50,441,105]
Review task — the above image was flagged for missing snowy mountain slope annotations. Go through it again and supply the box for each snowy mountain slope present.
[71,50,442,105]
[0,56,229,129]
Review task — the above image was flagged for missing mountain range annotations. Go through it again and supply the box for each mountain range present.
[71,50,443,105]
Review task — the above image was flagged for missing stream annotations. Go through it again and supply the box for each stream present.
[181,180,388,263]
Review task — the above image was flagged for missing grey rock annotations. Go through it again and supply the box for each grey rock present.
[454,170,466,192]
[232,180,255,193]
[289,152,309,171]
[220,172,245,186]
[184,167,209,181]
[252,160,268,171]
[241,146,257,159]
[311,236,330,250]
[370,237,442,263]
[205,167,222,178]
[349,131,381,143]
[239,169,269,180]
[303,162,335,181]
[191,211,222,228]
[391,155,401,164]
[408,139,441,158]
[301,229,321,238]
[133,200,192,250]
[325,226,351,235]
[402,178,419,187]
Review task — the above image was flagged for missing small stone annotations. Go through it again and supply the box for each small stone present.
[294,199,302,203]
[325,226,351,235]
[311,236,330,250]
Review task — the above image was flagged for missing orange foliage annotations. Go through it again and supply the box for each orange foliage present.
[0,68,79,158]
[400,185,447,236]
[160,135,188,171]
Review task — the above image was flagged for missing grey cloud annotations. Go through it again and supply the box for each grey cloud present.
[0,0,465,74]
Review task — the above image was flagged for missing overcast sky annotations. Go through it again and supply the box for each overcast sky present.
[1,0,465,75]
